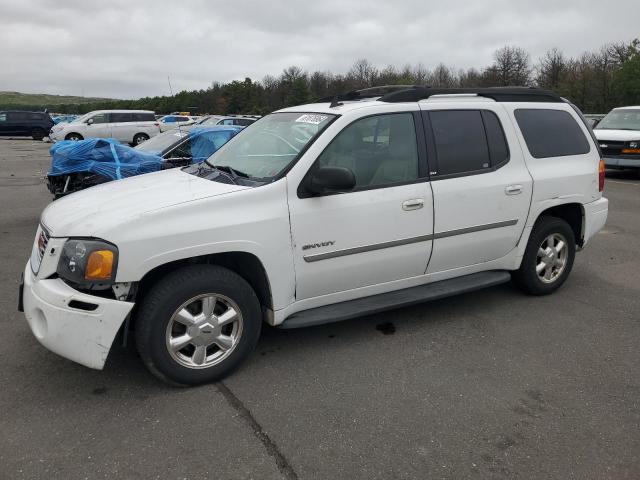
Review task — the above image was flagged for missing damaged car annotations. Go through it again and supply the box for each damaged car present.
[46,125,242,198]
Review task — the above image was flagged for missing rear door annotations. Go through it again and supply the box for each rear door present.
[0,112,11,135]
[8,112,29,135]
[109,112,134,142]
[420,103,532,273]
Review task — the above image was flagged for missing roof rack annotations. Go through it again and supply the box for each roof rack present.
[317,85,421,105]
[379,86,564,103]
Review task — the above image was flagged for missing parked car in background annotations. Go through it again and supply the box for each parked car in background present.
[51,114,79,125]
[20,87,608,385]
[46,126,242,197]
[49,110,160,145]
[594,106,640,171]
[196,114,258,127]
[0,110,54,140]
[583,114,605,128]
[158,114,197,132]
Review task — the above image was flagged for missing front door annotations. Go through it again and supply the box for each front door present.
[288,112,434,300]
[420,105,532,273]
[85,112,112,139]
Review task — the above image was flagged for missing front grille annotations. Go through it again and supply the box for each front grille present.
[30,226,50,274]
[598,140,625,156]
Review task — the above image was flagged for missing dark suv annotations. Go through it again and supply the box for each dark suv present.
[0,111,54,140]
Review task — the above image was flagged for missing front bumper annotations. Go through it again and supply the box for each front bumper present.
[604,155,640,168]
[21,263,134,370]
[582,197,608,246]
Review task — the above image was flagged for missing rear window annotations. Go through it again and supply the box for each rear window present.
[111,112,133,123]
[134,112,155,121]
[515,109,590,158]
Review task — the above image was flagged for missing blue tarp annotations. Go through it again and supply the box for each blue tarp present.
[49,139,164,180]
[48,126,242,180]
[189,127,240,163]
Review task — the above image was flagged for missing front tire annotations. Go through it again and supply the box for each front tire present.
[135,265,262,386]
[512,216,576,295]
[65,133,84,141]
[31,127,46,140]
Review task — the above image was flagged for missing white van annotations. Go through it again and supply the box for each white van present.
[49,110,160,145]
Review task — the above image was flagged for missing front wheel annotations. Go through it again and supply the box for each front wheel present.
[135,265,262,386]
[512,216,576,295]
[65,133,84,141]
[31,127,46,140]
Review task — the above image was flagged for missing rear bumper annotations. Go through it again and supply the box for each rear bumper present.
[604,156,640,168]
[582,197,608,246]
[21,263,134,370]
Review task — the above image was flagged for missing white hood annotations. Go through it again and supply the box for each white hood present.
[593,129,640,142]
[41,168,248,237]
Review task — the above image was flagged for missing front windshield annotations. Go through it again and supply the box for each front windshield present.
[135,130,187,152]
[596,109,640,130]
[197,115,223,125]
[206,112,336,179]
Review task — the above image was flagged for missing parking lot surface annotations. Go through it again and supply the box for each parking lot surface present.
[1,138,639,479]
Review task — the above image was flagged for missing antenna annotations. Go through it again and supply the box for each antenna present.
[167,76,184,137]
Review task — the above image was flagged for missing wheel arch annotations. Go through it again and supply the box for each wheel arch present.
[535,202,584,247]
[133,251,274,321]
[65,132,84,140]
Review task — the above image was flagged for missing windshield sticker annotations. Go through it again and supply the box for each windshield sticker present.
[295,114,329,125]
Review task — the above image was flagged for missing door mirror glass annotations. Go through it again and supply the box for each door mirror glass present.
[306,166,356,195]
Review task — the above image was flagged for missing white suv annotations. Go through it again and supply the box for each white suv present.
[49,110,160,145]
[20,87,609,385]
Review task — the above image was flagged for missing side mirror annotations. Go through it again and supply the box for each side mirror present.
[305,166,356,196]
[86,118,94,125]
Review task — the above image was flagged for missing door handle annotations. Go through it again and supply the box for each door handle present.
[505,185,523,195]
[402,199,424,211]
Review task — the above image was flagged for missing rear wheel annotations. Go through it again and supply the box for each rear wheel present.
[512,216,576,295]
[135,265,262,386]
[31,127,46,140]
[65,133,83,141]
[133,133,149,145]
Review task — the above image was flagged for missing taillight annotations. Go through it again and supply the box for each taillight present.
[598,158,605,192]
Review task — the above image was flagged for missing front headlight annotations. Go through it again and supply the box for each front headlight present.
[57,239,118,287]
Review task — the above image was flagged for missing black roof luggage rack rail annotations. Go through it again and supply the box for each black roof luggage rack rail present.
[379,86,564,103]
[317,85,421,105]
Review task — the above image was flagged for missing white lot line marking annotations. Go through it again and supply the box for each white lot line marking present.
[607,180,640,186]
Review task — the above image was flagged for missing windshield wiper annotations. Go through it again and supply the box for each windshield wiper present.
[212,165,251,179]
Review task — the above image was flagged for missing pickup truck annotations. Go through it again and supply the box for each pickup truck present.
[20,87,609,385]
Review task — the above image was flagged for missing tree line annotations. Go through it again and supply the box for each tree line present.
[15,39,640,115]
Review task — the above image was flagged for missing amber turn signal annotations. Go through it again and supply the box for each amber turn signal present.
[85,250,114,280]
[622,148,640,154]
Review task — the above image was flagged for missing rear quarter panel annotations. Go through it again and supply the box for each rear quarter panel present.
[502,103,601,231]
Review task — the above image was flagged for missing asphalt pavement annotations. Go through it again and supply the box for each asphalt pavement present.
[1,138,638,479]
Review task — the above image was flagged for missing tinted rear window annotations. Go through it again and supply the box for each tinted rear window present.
[111,112,133,123]
[429,110,491,175]
[134,112,155,121]
[515,109,590,158]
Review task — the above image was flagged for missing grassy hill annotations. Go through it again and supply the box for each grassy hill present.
[0,91,119,110]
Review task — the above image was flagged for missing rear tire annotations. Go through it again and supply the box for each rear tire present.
[31,127,46,140]
[135,265,262,386]
[133,133,149,145]
[65,133,84,141]
[512,216,576,295]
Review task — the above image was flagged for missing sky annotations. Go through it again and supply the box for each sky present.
[1,0,637,99]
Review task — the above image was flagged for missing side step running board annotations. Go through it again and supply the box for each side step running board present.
[279,271,511,329]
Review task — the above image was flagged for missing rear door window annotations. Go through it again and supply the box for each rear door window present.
[111,112,134,123]
[133,113,155,122]
[515,109,590,158]
[425,110,510,177]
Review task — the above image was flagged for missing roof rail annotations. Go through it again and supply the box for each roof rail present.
[379,86,564,103]
[317,85,422,104]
